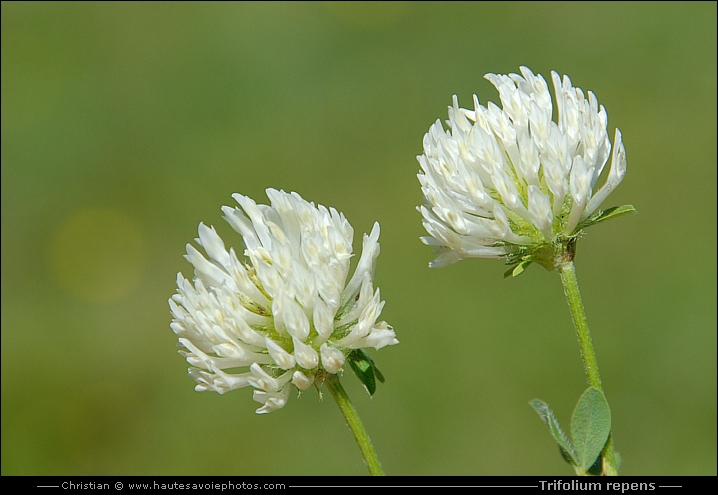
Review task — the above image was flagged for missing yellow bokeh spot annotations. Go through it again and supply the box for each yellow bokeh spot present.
[49,208,147,303]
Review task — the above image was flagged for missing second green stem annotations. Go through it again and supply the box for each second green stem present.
[325,373,384,476]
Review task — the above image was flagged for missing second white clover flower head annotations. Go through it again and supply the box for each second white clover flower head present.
[417,66,633,274]
[169,188,397,413]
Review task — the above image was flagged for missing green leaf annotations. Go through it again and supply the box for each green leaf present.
[368,354,385,384]
[580,204,636,229]
[529,398,578,467]
[359,348,385,384]
[504,259,532,278]
[570,387,612,473]
[347,349,383,396]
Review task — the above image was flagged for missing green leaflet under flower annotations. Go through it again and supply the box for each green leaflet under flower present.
[348,348,385,396]
[577,204,637,230]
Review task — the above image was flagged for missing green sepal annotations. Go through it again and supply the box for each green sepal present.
[347,349,385,396]
[504,259,533,278]
[529,398,579,467]
[571,387,612,473]
[579,204,636,230]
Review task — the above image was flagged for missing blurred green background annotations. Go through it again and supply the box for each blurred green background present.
[2,1,715,476]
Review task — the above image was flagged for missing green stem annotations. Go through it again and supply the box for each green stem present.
[557,258,602,391]
[325,373,384,476]
[557,248,618,476]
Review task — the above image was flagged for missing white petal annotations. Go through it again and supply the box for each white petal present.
[313,297,335,343]
[265,338,296,370]
[566,155,592,233]
[320,344,345,374]
[528,185,553,240]
[293,337,319,370]
[273,290,310,341]
[291,370,314,391]
[342,222,380,311]
[248,363,292,393]
[583,128,626,219]
[253,387,291,414]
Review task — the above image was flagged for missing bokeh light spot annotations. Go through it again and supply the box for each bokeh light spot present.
[49,208,147,302]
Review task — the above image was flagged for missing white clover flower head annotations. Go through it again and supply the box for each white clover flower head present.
[417,66,634,275]
[169,189,397,413]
